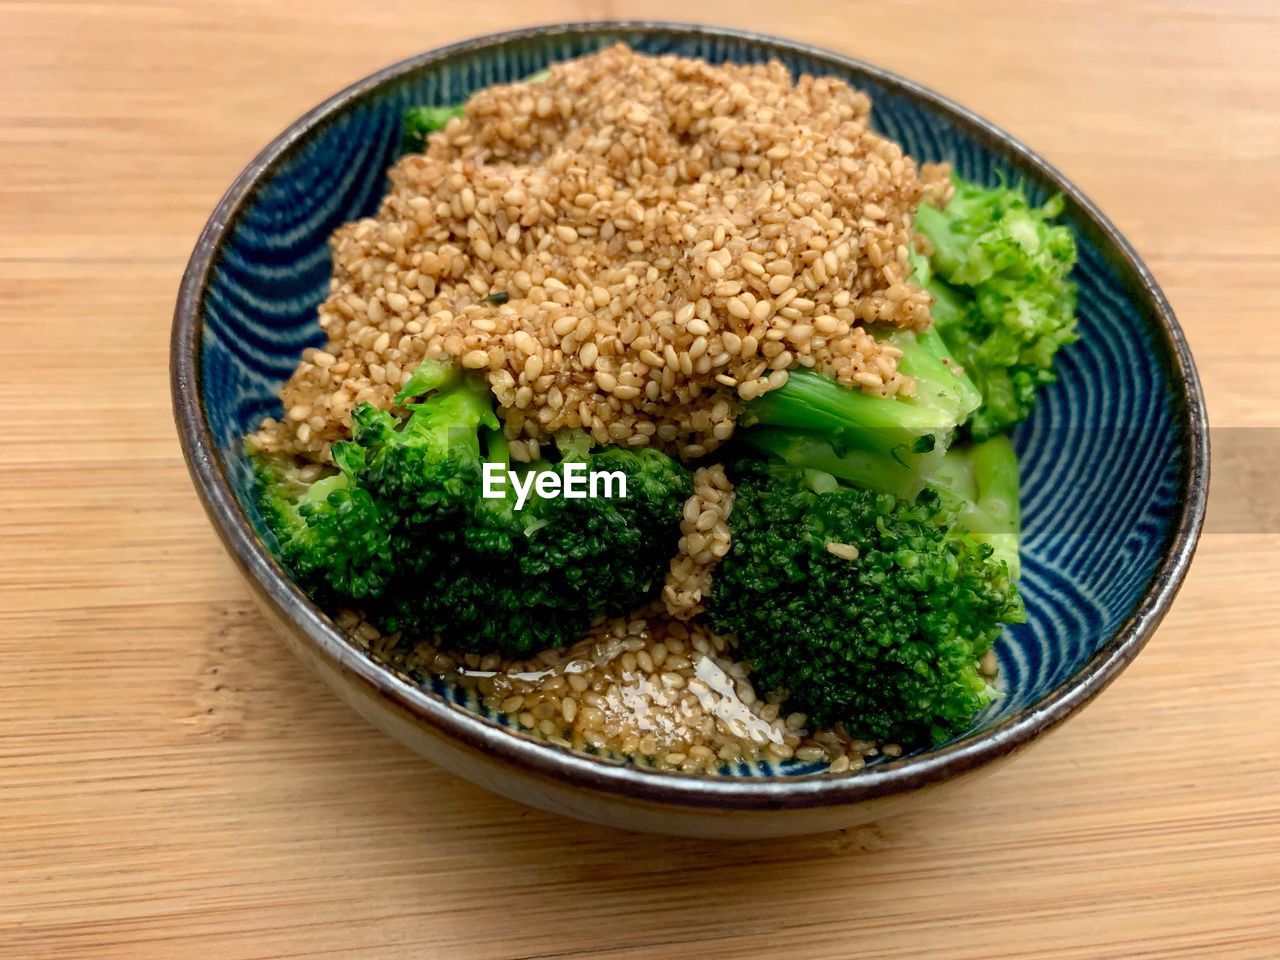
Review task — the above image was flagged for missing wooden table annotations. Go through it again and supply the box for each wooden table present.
[3,2,1277,957]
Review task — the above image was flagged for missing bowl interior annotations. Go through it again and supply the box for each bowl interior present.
[196,25,1191,777]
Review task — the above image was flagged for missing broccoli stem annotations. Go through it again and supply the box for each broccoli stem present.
[737,330,982,496]
[394,358,459,405]
[913,199,974,276]
[908,244,971,359]
[484,425,511,465]
[742,331,979,451]
[928,434,1022,577]
[892,329,983,424]
[739,429,929,501]
[919,280,968,333]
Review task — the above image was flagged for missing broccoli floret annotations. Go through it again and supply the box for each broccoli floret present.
[425,437,691,654]
[737,329,982,499]
[915,173,1079,439]
[399,70,550,155]
[322,361,690,655]
[253,449,394,603]
[519,444,692,613]
[706,460,1023,748]
[400,105,466,154]
[350,359,497,579]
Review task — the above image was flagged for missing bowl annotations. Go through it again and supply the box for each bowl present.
[172,21,1208,838]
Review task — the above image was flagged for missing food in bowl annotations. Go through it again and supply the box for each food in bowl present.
[245,45,1079,774]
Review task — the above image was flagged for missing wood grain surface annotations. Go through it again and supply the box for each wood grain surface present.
[2,2,1278,957]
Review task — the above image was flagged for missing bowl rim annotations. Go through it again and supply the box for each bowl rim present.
[171,20,1209,812]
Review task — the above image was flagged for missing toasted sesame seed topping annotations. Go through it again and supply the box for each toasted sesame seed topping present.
[825,541,861,561]
[339,606,879,775]
[663,465,735,620]
[251,45,930,461]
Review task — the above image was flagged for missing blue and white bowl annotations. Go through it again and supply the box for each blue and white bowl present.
[172,22,1208,837]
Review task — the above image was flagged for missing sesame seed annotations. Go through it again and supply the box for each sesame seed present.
[825,542,860,561]
[259,44,922,453]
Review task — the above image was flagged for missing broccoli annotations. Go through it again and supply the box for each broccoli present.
[255,360,691,656]
[737,329,982,499]
[399,69,551,155]
[927,434,1022,579]
[712,303,1025,747]
[513,435,694,614]
[400,105,465,154]
[253,447,394,604]
[348,359,498,582]
[914,173,1079,439]
[706,455,1024,748]
[364,399,690,654]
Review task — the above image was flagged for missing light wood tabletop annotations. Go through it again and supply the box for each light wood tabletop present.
[2,1,1277,957]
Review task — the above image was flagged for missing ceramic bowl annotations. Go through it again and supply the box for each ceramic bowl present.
[172,21,1208,838]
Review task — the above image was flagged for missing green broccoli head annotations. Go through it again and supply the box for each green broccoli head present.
[307,361,691,656]
[915,173,1079,440]
[518,446,692,613]
[706,461,1024,748]
[351,362,498,574]
[430,442,691,655]
[253,450,394,603]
